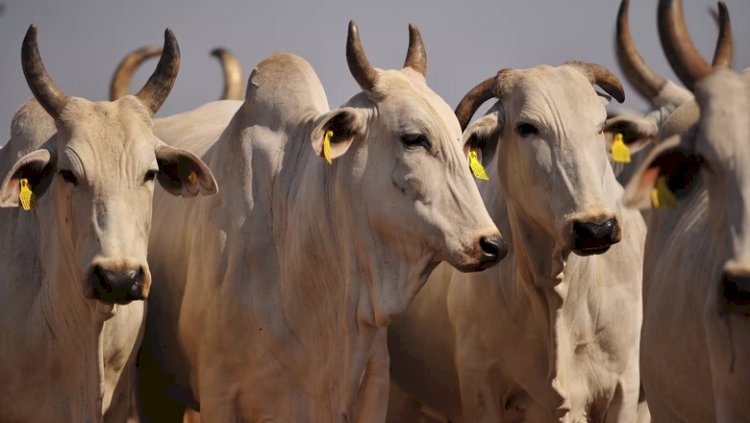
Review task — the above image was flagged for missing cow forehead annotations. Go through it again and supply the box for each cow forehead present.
[373,69,462,140]
[696,70,750,159]
[506,66,606,126]
[56,97,158,171]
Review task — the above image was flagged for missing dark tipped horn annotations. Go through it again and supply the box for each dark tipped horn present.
[403,23,427,77]
[711,1,733,68]
[109,45,162,101]
[346,20,378,91]
[455,76,497,131]
[565,61,625,103]
[21,25,69,118]
[616,0,667,103]
[211,48,244,100]
[658,0,711,90]
[135,28,180,115]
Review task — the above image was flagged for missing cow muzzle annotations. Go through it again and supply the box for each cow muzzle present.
[89,265,147,304]
[571,217,621,256]
[720,268,750,315]
[453,234,508,273]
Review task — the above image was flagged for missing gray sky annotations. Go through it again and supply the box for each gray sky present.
[1,0,748,139]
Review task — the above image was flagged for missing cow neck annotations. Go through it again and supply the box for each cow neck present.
[31,187,105,415]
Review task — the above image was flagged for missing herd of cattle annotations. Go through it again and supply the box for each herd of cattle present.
[0,0,748,421]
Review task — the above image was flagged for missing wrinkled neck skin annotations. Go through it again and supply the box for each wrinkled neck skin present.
[0,172,108,422]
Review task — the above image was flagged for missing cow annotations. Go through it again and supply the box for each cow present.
[389,55,650,421]
[0,26,217,421]
[622,0,750,420]
[135,21,505,422]
[110,45,244,101]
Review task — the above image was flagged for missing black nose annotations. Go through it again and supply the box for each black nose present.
[572,218,619,256]
[90,266,145,304]
[721,271,750,314]
[478,236,508,269]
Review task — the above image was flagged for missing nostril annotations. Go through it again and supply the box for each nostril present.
[480,236,500,258]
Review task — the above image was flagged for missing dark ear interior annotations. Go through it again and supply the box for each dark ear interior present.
[604,114,658,152]
[649,148,703,200]
[311,107,366,160]
[155,145,218,198]
[462,113,501,167]
[0,149,55,207]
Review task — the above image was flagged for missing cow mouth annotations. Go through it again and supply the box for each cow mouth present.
[572,244,613,256]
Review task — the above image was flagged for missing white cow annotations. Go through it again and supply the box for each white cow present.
[136,22,505,422]
[0,27,216,422]
[389,60,648,422]
[623,0,750,421]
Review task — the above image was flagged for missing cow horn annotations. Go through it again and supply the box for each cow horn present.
[21,25,69,119]
[455,76,497,131]
[711,1,733,68]
[109,45,162,100]
[135,28,180,115]
[346,20,378,91]
[658,0,711,90]
[565,61,625,103]
[211,48,244,100]
[403,23,427,77]
[616,0,667,103]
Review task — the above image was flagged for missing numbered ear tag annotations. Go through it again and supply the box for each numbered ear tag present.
[188,171,198,185]
[651,176,678,209]
[322,130,333,165]
[468,150,489,181]
[18,178,36,211]
[611,133,631,163]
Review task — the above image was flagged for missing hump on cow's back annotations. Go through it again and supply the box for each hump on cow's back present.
[245,52,329,127]
[0,99,56,177]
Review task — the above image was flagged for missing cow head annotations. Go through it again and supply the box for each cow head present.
[456,62,626,259]
[0,26,217,309]
[308,22,504,316]
[623,0,750,315]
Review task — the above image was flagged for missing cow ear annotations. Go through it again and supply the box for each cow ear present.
[463,111,501,167]
[0,149,55,208]
[623,135,703,210]
[604,113,658,156]
[155,145,218,197]
[311,107,366,162]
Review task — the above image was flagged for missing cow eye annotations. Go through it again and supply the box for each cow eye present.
[144,169,159,183]
[516,123,539,138]
[58,169,78,186]
[401,133,432,150]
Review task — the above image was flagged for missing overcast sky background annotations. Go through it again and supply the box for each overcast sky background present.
[0,0,748,141]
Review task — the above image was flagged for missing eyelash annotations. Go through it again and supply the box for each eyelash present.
[516,123,539,138]
[58,169,78,186]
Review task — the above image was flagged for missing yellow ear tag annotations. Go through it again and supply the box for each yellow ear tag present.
[18,178,36,211]
[322,130,333,165]
[611,133,631,164]
[187,171,198,185]
[468,150,489,181]
[650,176,678,209]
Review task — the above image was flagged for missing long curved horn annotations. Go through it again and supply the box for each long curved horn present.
[109,45,162,100]
[455,76,497,131]
[711,1,733,68]
[211,48,244,100]
[565,61,626,103]
[616,0,667,103]
[346,20,378,91]
[658,0,711,90]
[21,25,69,118]
[135,28,180,115]
[403,23,427,77]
